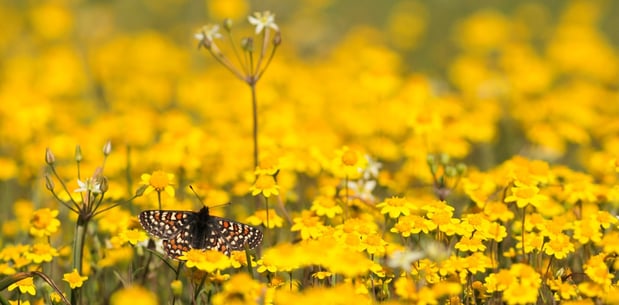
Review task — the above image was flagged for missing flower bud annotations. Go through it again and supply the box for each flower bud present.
[75,145,83,162]
[171,280,183,297]
[45,148,56,165]
[135,184,148,197]
[103,140,112,156]
[45,174,55,191]
[241,37,254,52]
[223,18,233,32]
[99,176,109,193]
[273,31,282,46]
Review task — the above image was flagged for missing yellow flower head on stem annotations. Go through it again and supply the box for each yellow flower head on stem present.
[29,208,61,237]
[63,269,88,289]
[8,277,36,296]
[140,170,175,197]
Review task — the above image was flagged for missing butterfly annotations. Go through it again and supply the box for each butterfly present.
[138,207,263,258]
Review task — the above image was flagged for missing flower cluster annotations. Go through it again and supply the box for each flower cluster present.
[1,2,619,305]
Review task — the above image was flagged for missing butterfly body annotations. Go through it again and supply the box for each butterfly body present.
[139,207,263,258]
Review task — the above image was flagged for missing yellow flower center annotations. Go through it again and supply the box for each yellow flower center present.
[386,197,406,207]
[149,170,170,190]
[32,213,51,229]
[255,175,275,189]
[341,150,358,166]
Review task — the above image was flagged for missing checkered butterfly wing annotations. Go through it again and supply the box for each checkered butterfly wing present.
[138,210,195,239]
[138,208,263,259]
[204,215,264,255]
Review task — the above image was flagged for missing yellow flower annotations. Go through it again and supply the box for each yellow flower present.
[377,196,414,219]
[178,249,231,273]
[310,196,343,218]
[250,174,279,197]
[455,233,487,252]
[110,285,158,305]
[8,277,36,296]
[63,269,88,289]
[25,242,59,264]
[543,233,575,259]
[504,181,547,208]
[212,273,265,305]
[290,211,326,240]
[331,146,368,179]
[29,208,61,237]
[245,209,284,228]
[119,228,149,246]
[170,280,183,297]
[140,170,175,197]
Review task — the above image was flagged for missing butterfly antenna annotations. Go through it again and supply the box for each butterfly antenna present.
[189,185,231,209]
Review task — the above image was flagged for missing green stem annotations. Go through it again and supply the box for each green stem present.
[71,216,89,305]
[250,83,259,169]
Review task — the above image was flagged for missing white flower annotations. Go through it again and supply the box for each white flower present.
[387,249,424,272]
[194,24,222,43]
[74,178,102,194]
[347,179,377,202]
[248,11,279,34]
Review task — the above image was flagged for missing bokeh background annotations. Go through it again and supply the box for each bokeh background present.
[1,0,619,303]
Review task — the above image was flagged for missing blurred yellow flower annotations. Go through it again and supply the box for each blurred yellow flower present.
[26,242,59,264]
[245,208,284,228]
[310,196,343,218]
[291,211,326,240]
[212,273,264,305]
[119,228,149,246]
[29,208,61,237]
[110,285,158,305]
[250,174,279,197]
[178,249,231,273]
[8,277,36,296]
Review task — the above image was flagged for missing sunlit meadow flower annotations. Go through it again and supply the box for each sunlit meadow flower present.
[311,195,343,218]
[331,146,368,179]
[26,242,59,263]
[584,254,613,288]
[213,273,266,305]
[291,211,326,240]
[98,247,134,268]
[547,278,578,300]
[359,233,388,256]
[250,174,279,197]
[63,269,88,289]
[119,228,149,246]
[50,292,67,303]
[179,249,231,273]
[0,263,16,275]
[248,11,279,34]
[504,180,547,208]
[377,196,414,219]
[29,208,61,237]
[455,233,487,252]
[485,264,541,305]
[245,208,284,228]
[8,277,36,295]
[110,285,158,305]
[9,300,30,305]
[257,243,305,274]
[391,214,437,237]
[140,170,175,197]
